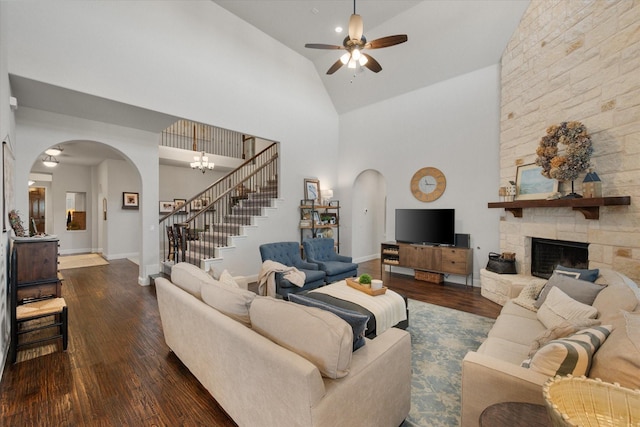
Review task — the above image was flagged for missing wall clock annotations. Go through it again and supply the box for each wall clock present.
[410,167,446,202]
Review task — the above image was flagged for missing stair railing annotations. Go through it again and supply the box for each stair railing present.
[159,143,279,266]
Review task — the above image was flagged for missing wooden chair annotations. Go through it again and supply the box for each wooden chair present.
[11,297,68,363]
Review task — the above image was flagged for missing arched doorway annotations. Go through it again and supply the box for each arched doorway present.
[351,169,387,261]
[28,140,142,264]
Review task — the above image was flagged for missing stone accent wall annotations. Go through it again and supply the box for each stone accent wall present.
[499,0,640,282]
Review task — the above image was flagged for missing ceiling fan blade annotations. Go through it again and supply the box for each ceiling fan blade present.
[366,34,408,49]
[326,59,344,75]
[362,54,382,73]
[348,14,363,41]
[305,43,344,50]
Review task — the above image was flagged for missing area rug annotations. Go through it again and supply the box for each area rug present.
[58,253,109,270]
[402,299,496,427]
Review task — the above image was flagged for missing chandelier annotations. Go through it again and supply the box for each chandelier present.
[190,124,214,173]
[191,152,214,173]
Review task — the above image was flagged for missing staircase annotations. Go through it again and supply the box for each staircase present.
[160,143,279,270]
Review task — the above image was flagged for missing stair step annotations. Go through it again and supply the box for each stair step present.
[223,215,253,225]
[238,199,273,208]
[207,223,242,234]
[231,206,263,216]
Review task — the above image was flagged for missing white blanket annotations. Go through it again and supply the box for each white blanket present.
[258,260,306,297]
[310,281,407,335]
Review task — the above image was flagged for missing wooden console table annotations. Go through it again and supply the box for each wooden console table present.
[381,242,473,286]
[488,196,630,220]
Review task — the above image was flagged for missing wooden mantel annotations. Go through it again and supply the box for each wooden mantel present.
[488,196,631,220]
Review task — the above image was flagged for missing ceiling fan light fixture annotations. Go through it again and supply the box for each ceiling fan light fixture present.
[348,13,363,41]
[340,52,350,64]
[348,58,357,69]
[42,155,59,168]
[351,48,361,61]
[359,55,368,66]
[45,146,63,156]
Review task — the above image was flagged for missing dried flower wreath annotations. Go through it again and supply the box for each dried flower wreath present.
[535,121,593,182]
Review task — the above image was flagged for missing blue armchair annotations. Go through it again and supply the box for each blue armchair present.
[259,242,326,298]
[302,238,358,284]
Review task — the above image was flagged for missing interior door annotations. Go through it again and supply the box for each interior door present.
[28,187,46,234]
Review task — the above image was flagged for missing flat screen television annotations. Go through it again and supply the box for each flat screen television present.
[395,209,455,246]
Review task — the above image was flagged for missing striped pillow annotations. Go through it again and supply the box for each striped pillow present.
[522,325,612,377]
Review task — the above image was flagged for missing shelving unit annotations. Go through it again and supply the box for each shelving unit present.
[299,199,340,252]
[381,241,473,286]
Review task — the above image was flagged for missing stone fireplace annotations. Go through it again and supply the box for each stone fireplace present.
[497,1,639,284]
[530,238,588,279]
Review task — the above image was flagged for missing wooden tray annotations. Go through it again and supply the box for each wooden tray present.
[346,278,387,296]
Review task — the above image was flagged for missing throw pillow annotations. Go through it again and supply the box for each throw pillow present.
[528,318,601,357]
[522,325,612,377]
[200,280,255,327]
[536,287,598,329]
[554,264,600,282]
[250,297,352,379]
[171,262,216,299]
[288,293,369,351]
[590,310,640,390]
[219,269,240,289]
[512,280,548,312]
[207,266,221,280]
[534,273,605,309]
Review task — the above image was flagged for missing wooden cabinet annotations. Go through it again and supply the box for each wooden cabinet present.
[441,247,473,276]
[381,241,473,286]
[10,236,65,362]
[399,244,441,271]
[299,199,340,252]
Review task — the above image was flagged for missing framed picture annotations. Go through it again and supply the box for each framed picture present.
[122,192,139,209]
[312,211,321,224]
[174,198,187,213]
[516,164,559,200]
[304,178,320,203]
[190,199,203,211]
[159,201,174,213]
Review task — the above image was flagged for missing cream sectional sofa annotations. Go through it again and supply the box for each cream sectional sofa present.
[461,268,640,427]
[155,263,411,427]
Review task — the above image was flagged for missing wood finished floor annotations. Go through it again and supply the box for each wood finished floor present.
[0,258,501,426]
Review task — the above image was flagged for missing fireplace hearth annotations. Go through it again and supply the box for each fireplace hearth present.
[531,238,589,279]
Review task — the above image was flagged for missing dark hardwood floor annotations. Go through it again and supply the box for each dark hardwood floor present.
[0,258,500,426]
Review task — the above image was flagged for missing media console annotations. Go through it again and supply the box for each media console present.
[381,241,473,286]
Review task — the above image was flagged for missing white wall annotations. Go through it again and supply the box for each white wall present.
[6,1,339,280]
[338,65,503,285]
[0,0,15,375]
[15,108,157,283]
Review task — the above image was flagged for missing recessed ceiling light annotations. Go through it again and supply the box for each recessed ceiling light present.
[335,26,343,33]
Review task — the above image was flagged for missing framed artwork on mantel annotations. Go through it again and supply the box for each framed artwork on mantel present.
[516,164,558,200]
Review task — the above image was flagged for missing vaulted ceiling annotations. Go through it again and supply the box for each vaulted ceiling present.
[213,0,530,113]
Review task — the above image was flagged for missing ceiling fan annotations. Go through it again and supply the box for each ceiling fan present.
[305,0,408,75]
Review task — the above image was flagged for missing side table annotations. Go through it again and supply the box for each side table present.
[479,402,551,427]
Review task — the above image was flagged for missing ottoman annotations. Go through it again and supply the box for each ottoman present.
[300,280,408,338]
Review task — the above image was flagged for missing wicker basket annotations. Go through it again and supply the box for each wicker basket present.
[414,270,443,283]
[542,375,640,427]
